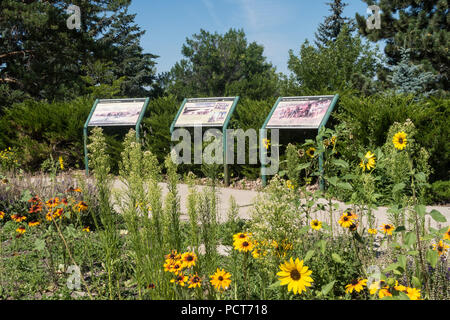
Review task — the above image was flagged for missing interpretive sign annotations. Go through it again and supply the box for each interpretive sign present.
[265,95,336,129]
[173,97,237,128]
[88,98,148,126]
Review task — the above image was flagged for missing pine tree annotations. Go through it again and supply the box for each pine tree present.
[315,0,354,47]
[355,0,449,91]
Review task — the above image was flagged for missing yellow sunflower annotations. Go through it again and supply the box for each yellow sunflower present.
[75,201,88,212]
[338,214,354,228]
[165,250,181,262]
[406,287,421,300]
[392,131,407,150]
[394,281,407,292]
[380,224,395,236]
[433,240,449,256]
[181,252,197,268]
[359,151,376,171]
[210,268,231,291]
[11,214,27,222]
[369,280,392,299]
[310,219,322,231]
[188,274,202,289]
[345,279,367,294]
[306,147,316,158]
[277,258,313,295]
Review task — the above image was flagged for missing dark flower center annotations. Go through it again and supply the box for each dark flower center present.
[192,277,200,283]
[290,269,301,281]
[351,279,359,285]
[242,241,249,247]
[218,276,224,281]
[186,255,194,261]
[398,138,403,144]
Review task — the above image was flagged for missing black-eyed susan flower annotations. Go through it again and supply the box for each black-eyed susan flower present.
[368,228,378,235]
[11,214,27,222]
[433,240,449,256]
[0,211,5,219]
[443,227,450,241]
[310,219,322,231]
[343,209,358,220]
[75,201,88,212]
[234,239,254,253]
[380,224,395,236]
[262,138,270,150]
[369,280,392,299]
[165,250,181,262]
[45,197,60,208]
[272,239,293,258]
[170,274,187,287]
[28,203,42,214]
[210,268,231,291]
[147,283,156,290]
[359,151,376,171]
[82,226,90,233]
[28,220,40,227]
[277,258,313,295]
[16,226,26,234]
[286,180,294,190]
[406,287,421,300]
[392,131,407,151]
[67,187,82,193]
[306,147,316,158]
[233,232,250,243]
[394,281,407,292]
[338,214,354,228]
[188,274,202,289]
[181,252,197,268]
[345,279,367,294]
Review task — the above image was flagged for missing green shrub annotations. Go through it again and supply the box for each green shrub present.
[335,94,449,182]
[428,180,450,204]
[0,96,94,171]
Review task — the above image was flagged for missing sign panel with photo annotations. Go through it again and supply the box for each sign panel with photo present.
[174,97,236,127]
[88,99,147,126]
[266,96,335,129]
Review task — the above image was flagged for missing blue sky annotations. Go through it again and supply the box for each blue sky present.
[128,0,373,75]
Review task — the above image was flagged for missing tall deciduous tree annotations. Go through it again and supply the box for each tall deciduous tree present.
[355,0,449,91]
[167,28,280,100]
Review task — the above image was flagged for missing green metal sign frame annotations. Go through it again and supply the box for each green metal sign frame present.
[83,97,150,175]
[260,94,339,189]
[170,96,240,186]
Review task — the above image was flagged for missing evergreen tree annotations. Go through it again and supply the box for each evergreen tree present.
[355,0,449,91]
[0,0,157,109]
[388,48,438,97]
[315,0,354,47]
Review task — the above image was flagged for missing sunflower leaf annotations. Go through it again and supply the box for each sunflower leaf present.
[321,280,336,296]
[426,249,439,268]
[331,253,343,264]
[304,250,315,262]
[429,209,447,223]
[267,280,281,290]
[392,182,406,193]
